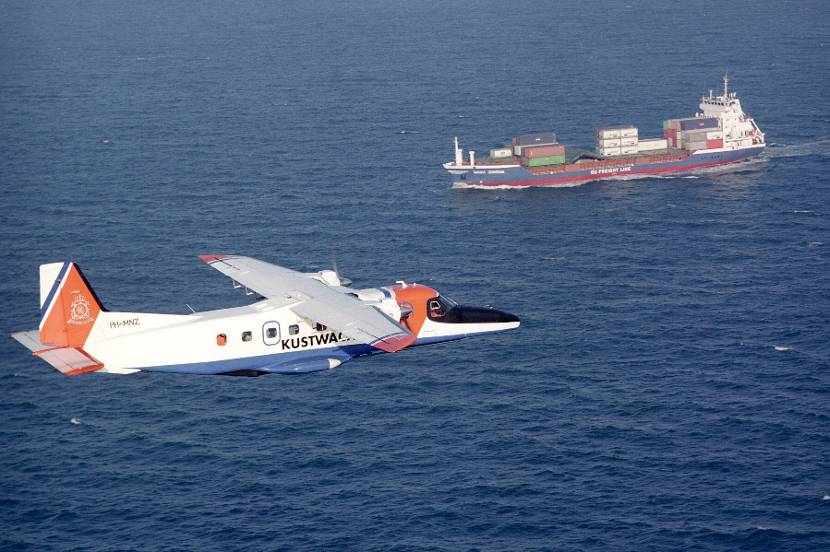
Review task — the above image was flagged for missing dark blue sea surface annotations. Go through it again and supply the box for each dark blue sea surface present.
[2,1,830,550]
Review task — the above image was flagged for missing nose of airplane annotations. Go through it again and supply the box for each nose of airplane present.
[451,305,520,325]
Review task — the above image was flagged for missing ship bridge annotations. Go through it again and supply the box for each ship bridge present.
[698,75,764,149]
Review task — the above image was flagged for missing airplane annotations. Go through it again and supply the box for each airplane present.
[11,255,520,376]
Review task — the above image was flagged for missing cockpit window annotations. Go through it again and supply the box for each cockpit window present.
[427,295,458,320]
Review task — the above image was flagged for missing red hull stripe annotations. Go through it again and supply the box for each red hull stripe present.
[471,159,739,188]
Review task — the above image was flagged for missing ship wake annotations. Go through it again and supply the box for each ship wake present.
[765,139,830,159]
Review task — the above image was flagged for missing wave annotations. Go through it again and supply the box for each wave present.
[451,180,589,190]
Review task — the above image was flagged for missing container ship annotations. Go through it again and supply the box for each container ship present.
[443,76,765,188]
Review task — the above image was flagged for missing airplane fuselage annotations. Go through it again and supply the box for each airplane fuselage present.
[13,259,520,377]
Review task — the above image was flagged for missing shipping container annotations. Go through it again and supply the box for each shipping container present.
[598,147,622,157]
[620,146,638,155]
[523,155,566,167]
[619,127,638,138]
[662,120,675,130]
[490,147,513,159]
[514,143,557,156]
[637,138,668,152]
[598,138,622,148]
[706,131,723,140]
[620,136,638,147]
[664,128,677,138]
[679,117,719,131]
[597,128,621,139]
[685,141,707,150]
[515,132,557,146]
[706,139,724,149]
[522,144,566,158]
[680,129,709,140]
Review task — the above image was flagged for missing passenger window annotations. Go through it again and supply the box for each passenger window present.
[216,333,227,346]
[242,331,252,342]
[289,324,299,335]
[263,322,280,346]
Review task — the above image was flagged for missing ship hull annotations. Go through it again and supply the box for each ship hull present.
[447,146,765,188]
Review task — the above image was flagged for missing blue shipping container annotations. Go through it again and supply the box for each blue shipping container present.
[515,131,557,146]
[679,118,719,131]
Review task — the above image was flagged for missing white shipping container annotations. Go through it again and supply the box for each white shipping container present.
[620,137,638,147]
[685,141,707,150]
[598,147,622,157]
[706,131,723,140]
[490,147,513,159]
[637,138,668,152]
[598,138,622,148]
[619,127,638,138]
[598,128,622,139]
[620,146,638,155]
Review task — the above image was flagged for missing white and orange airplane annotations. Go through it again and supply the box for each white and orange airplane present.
[11,255,520,376]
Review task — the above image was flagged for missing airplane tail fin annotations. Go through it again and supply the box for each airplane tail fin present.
[38,262,106,349]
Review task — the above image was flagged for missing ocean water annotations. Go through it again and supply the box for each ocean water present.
[2,0,830,550]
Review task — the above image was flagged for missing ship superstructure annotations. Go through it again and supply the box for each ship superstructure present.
[443,76,765,188]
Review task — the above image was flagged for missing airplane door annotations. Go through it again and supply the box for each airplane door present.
[262,321,281,346]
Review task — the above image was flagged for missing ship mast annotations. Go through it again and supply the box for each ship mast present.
[723,73,729,98]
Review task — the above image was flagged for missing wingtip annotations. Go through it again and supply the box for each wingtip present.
[199,254,234,264]
[372,332,417,353]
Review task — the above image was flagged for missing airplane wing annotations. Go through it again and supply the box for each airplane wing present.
[199,255,415,352]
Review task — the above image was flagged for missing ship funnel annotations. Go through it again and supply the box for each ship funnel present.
[454,136,463,165]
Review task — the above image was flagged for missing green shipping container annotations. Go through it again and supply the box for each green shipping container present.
[662,119,674,130]
[524,155,566,167]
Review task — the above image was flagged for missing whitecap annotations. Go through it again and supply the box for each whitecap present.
[793,210,813,214]
[70,417,81,425]
[773,346,790,352]
[823,495,830,501]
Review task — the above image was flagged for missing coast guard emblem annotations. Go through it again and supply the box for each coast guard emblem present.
[67,292,94,325]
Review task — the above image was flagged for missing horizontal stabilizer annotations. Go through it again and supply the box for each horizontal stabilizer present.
[36,347,103,376]
[12,331,103,376]
[11,330,44,353]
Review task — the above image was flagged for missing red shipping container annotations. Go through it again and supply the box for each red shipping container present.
[523,144,565,158]
[664,128,677,138]
[706,139,723,148]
